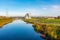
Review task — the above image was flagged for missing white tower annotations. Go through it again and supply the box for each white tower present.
[25,13,31,19]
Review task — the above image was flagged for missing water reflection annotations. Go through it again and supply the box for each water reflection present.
[0,20,44,40]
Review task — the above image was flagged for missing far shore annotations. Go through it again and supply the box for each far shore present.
[0,17,14,28]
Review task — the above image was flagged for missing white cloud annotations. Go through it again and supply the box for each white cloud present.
[38,5,60,17]
[0,5,60,17]
[52,5,59,8]
[43,7,47,10]
[51,5,60,11]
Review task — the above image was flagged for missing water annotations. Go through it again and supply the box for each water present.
[0,20,44,40]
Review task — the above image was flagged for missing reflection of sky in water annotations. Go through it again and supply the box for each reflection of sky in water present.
[0,20,44,40]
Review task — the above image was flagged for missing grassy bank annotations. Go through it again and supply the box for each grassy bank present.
[24,18,60,40]
[0,17,14,28]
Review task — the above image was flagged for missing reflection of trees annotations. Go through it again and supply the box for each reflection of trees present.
[32,25,46,34]
[32,25,47,39]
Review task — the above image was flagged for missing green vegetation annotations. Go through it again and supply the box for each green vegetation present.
[0,17,14,28]
[24,18,60,40]
[38,18,60,23]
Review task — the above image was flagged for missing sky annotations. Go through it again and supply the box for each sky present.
[0,0,60,17]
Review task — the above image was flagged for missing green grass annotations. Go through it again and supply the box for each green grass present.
[38,19,60,23]
[0,18,14,27]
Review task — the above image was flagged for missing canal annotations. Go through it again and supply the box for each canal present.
[0,20,44,40]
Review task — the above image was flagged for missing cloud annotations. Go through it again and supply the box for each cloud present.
[49,5,60,16]
[52,5,59,8]
[52,5,60,10]
[51,5,60,11]
[38,5,60,16]
[43,7,47,10]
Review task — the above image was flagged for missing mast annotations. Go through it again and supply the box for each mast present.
[6,9,8,17]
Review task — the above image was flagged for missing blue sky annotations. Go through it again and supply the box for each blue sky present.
[0,0,60,16]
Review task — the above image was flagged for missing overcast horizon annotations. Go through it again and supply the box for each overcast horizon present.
[0,0,60,17]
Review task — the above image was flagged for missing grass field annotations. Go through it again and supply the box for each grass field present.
[38,18,60,23]
[0,17,14,27]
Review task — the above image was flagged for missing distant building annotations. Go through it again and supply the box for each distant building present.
[25,13,31,19]
[47,17,55,20]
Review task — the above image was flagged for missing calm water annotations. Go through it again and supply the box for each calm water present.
[0,20,44,40]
